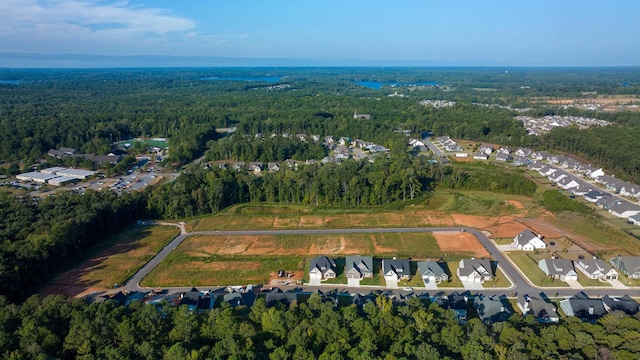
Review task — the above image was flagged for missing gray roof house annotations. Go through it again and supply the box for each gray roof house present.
[609,201,640,219]
[584,190,604,203]
[473,295,513,324]
[512,155,531,166]
[309,256,337,280]
[559,292,607,322]
[417,260,449,284]
[538,258,578,281]
[571,184,592,196]
[513,229,546,251]
[345,255,374,280]
[601,295,640,315]
[517,295,559,323]
[457,259,493,283]
[495,152,511,162]
[610,256,640,279]
[382,258,411,281]
[528,160,546,171]
[629,214,640,226]
[575,258,618,280]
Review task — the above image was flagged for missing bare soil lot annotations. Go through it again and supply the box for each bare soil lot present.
[433,231,490,257]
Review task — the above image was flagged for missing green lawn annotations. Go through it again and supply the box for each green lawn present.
[494,238,514,245]
[438,261,464,288]
[506,252,569,287]
[577,276,611,287]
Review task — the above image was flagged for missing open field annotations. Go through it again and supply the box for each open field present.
[41,225,180,297]
[433,231,490,257]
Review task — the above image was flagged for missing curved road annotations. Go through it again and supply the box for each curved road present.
[122,225,640,299]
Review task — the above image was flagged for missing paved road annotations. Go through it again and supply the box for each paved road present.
[422,137,449,164]
[122,225,640,299]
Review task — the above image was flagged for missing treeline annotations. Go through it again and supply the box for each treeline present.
[2,293,639,359]
[205,135,327,162]
[147,158,537,219]
[0,191,147,300]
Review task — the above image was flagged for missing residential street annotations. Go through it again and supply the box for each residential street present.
[121,225,640,299]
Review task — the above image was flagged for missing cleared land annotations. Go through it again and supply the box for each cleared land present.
[433,231,490,257]
[41,225,180,297]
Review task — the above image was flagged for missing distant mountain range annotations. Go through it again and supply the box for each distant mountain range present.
[0,52,446,68]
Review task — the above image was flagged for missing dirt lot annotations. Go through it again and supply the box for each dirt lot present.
[433,231,490,257]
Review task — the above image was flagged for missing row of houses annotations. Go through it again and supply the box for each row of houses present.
[433,136,462,152]
[528,160,640,222]
[517,115,610,135]
[308,255,494,286]
[99,288,639,325]
[538,257,618,282]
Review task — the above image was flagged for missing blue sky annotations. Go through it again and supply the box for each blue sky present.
[1,0,639,66]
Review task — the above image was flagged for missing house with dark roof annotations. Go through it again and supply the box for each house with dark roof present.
[473,295,513,324]
[495,152,511,162]
[517,295,559,323]
[309,256,337,281]
[610,256,640,279]
[512,155,530,166]
[345,255,374,280]
[417,260,448,284]
[583,190,604,203]
[571,184,592,196]
[457,259,493,283]
[179,287,201,311]
[629,214,640,226]
[382,258,411,281]
[601,295,639,315]
[433,292,468,323]
[559,292,607,322]
[473,152,489,160]
[538,258,578,281]
[575,258,618,280]
[513,229,546,251]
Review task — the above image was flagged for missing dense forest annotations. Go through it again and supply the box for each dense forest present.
[0,191,147,300]
[1,293,639,359]
[147,158,536,219]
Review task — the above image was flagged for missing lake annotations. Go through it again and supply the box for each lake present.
[354,81,439,89]
[200,76,281,83]
[0,80,29,85]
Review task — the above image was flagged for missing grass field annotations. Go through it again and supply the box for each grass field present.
[187,191,536,232]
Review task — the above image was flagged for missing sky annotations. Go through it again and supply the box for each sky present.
[0,0,639,67]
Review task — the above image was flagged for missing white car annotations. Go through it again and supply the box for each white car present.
[402,287,413,291]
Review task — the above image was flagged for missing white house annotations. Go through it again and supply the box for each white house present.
[513,230,546,251]
[538,258,578,281]
[575,258,618,280]
[457,259,493,283]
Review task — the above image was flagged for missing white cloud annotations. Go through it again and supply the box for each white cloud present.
[0,0,244,56]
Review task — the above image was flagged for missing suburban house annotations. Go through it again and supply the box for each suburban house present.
[473,152,489,160]
[557,176,580,190]
[515,148,532,157]
[561,158,579,169]
[528,161,545,171]
[512,156,531,166]
[571,184,592,196]
[575,258,618,280]
[309,256,337,281]
[548,170,569,183]
[345,255,374,280]
[596,195,619,210]
[601,295,640,315]
[517,295,559,323]
[609,201,640,219]
[249,162,263,174]
[457,259,493,283]
[513,230,546,251]
[473,295,513,324]
[382,258,411,281]
[619,183,640,199]
[530,151,551,160]
[559,292,607,322]
[433,292,468,323]
[538,166,556,177]
[417,260,449,284]
[538,258,578,281]
[629,214,640,226]
[583,190,604,203]
[478,145,494,155]
[576,164,598,176]
[587,168,605,179]
[495,153,511,162]
[610,256,640,279]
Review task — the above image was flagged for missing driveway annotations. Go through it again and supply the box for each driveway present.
[461,281,484,290]
[496,244,514,252]
[385,278,399,289]
[565,280,584,289]
[347,278,361,287]
[608,279,627,289]
[422,279,439,290]
[308,277,321,286]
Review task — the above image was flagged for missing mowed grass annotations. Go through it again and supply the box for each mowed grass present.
[187,191,535,232]
[506,252,569,288]
[71,225,180,288]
